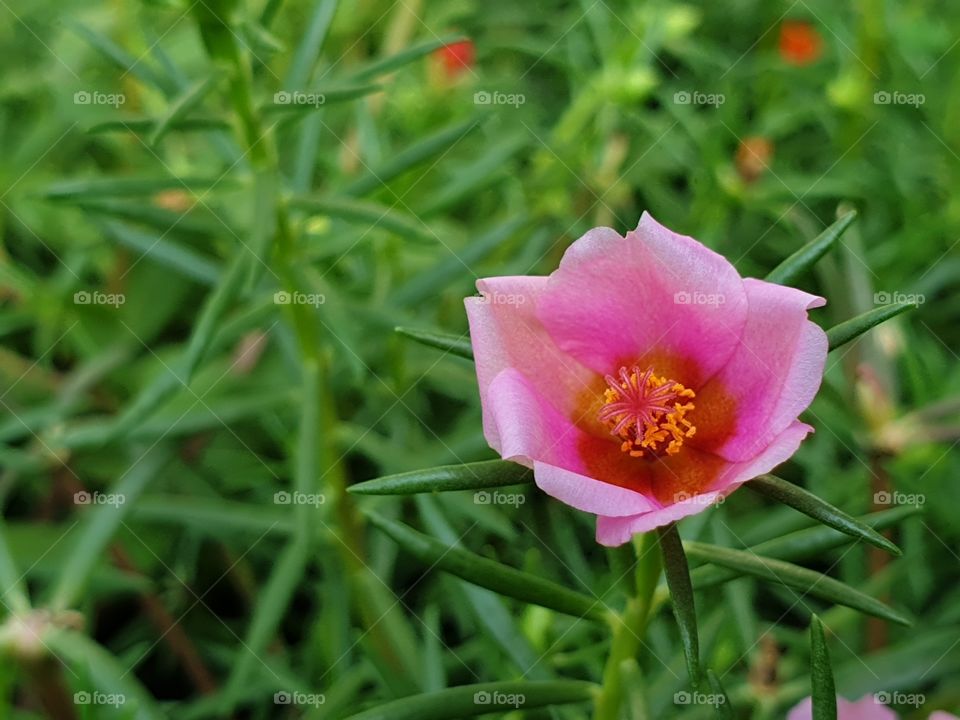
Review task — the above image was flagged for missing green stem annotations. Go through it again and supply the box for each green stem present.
[595,533,662,720]
[222,12,408,686]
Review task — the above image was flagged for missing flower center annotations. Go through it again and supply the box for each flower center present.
[598,366,696,458]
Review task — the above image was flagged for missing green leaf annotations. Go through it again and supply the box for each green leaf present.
[342,680,597,720]
[826,302,917,351]
[658,525,700,685]
[748,475,901,555]
[283,0,339,89]
[810,615,837,720]
[765,210,858,285]
[366,513,607,622]
[350,459,530,495]
[222,359,323,702]
[263,84,382,114]
[682,541,911,625]
[690,506,919,591]
[101,219,220,285]
[46,631,166,720]
[132,496,293,537]
[343,118,482,197]
[87,116,232,135]
[0,521,30,614]
[50,446,170,610]
[293,360,320,533]
[107,249,250,440]
[706,669,734,719]
[259,0,285,26]
[69,21,173,94]
[87,202,220,242]
[149,73,220,146]
[416,496,549,681]
[350,35,468,81]
[394,326,473,359]
[42,176,234,201]
[390,216,527,306]
[221,538,311,703]
[243,167,278,290]
[289,195,435,243]
[419,133,529,216]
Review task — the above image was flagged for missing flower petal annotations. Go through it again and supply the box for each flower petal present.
[695,278,827,461]
[595,420,812,546]
[465,276,595,454]
[533,461,659,517]
[787,695,897,720]
[537,212,748,387]
[484,368,657,516]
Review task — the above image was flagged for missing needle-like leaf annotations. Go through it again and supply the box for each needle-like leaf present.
[658,524,700,686]
[349,459,529,494]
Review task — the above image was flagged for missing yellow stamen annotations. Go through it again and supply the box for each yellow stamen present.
[598,367,697,458]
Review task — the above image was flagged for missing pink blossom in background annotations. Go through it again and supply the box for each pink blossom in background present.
[787,695,958,719]
[466,213,828,545]
[787,695,896,719]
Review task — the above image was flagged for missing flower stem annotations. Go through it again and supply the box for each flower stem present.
[594,533,662,720]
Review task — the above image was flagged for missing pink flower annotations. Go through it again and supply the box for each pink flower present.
[465,213,827,546]
[787,695,896,719]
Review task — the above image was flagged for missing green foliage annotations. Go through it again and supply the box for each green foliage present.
[810,615,837,720]
[658,524,701,686]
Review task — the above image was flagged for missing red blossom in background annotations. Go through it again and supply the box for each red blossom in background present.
[779,20,823,66]
[436,40,475,79]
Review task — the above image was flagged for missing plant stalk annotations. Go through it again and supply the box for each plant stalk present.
[594,533,662,719]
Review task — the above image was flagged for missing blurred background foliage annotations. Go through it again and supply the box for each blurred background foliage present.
[0,0,958,717]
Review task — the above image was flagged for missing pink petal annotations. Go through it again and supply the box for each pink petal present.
[595,420,812,546]
[485,368,657,516]
[537,213,748,387]
[533,461,659,517]
[465,276,596,454]
[695,278,827,461]
[787,695,898,720]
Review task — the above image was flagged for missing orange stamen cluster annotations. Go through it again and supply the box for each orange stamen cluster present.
[598,366,696,458]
